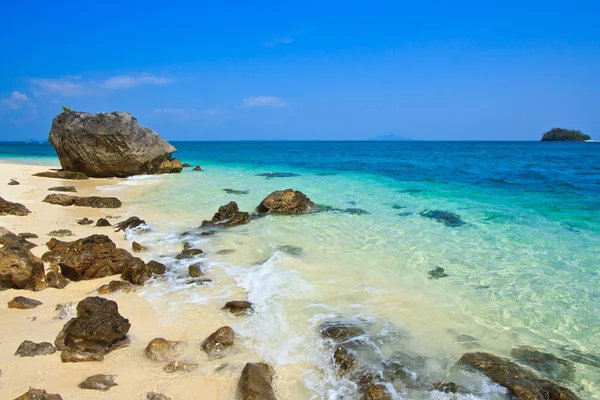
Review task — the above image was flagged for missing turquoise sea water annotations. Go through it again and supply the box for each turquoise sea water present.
[2,141,600,399]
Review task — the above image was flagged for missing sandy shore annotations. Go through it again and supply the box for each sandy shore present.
[0,163,233,399]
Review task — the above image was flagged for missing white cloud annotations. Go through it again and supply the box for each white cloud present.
[100,74,173,89]
[241,96,287,108]
[30,77,86,97]
[1,91,30,109]
[153,108,224,122]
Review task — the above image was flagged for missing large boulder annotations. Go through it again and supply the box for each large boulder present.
[458,352,580,400]
[238,363,277,400]
[256,189,317,214]
[0,196,30,216]
[201,201,250,227]
[201,326,235,356]
[0,232,47,291]
[42,234,143,281]
[48,111,180,178]
[56,296,130,362]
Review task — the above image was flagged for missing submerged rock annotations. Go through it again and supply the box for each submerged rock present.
[114,216,146,231]
[14,388,63,400]
[201,326,235,356]
[431,381,461,393]
[257,189,317,214]
[48,229,72,237]
[0,232,46,291]
[0,196,31,216]
[121,260,166,285]
[216,249,235,255]
[97,280,134,294]
[334,346,358,376]
[238,362,277,400]
[163,360,198,373]
[176,248,204,259]
[256,172,300,178]
[43,194,121,208]
[95,217,111,227]
[511,346,574,382]
[48,185,77,192]
[428,267,449,279]
[57,296,130,362]
[48,110,178,177]
[8,296,43,309]
[192,165,202,171]
[45,269,69,289]
[188,263,203,277]
[222,300,253,314]
[34,170,88,180]
[561,348,600,368]
[344,208,371,215]
[276,244,303,256]
[79,374,118,391]
[201,201,250,227]
[77,217,94,225]
[420,210,465,227]
[146,338,176,361]
[15,340,56,357]
[458,352,580,400]
[43,234,144,281]
[181,163,191,168]
[319,321,365,342]
[223,188,249,195]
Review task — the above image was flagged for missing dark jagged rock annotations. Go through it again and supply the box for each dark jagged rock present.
[48,229,72,237]
[121,260,166,285]
[147,392,171,400]
[95,217,111,227]
[163,360,198,373]
[319,321,365,342]
[132,241,147,252]
[428,267,449,279]
[431,381,460,393]
[511,346,574,382]
[48,186,77,192]
[188,263,203,277]
[15,340,56,357]
[45,270,69,289]
[97,280,134,294]
[458,352,580,400]
[79,374,118,391]
[344,208,370,215]
[256,172,300,178]
[42,234,143,281]
[146,338,175,361]
[43,194,121,208]
[8,178,20,185]
[48,110,179,177]
[18,232,39,239]
[201,201,250,227]
[223,188,249,195]
[192,165,202,171]
[334,346,358,376]
[222,300,253,314]
[114,216,146,231]
[200,230,216,236]
[77,217,94,225]
[8,296,43,309]
[201,326,235,356]
[0,196,31,216]
[57,296,130,362]
[0,232,46,291]
[420,210,465,227]
[34,170,88,180]
[257,189,317,214]
[176,248,203,259]
[238,362,277,400]
[14,388,63,400]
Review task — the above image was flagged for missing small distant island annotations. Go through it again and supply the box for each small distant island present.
[368,133,412,141]
[541,128,591,142]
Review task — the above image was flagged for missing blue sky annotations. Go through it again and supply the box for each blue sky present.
[1,0,599,141]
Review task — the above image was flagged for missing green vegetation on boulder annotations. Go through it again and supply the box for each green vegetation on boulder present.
[541,128,591,142]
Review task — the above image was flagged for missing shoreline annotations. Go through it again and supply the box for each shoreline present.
[0,162,233,399]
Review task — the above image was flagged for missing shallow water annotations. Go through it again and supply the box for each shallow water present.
[3,141,600,398]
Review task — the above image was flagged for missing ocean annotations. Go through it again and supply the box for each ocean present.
[2,140,599,399]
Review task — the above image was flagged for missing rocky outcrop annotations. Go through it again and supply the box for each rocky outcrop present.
[96,218,111,227]
[15,340,56,357]
[201,201,250,227]
[458,352,580,400]
[256,189,317,215]
[42,234,144,281]
[43,194,121,208]
[222,300,253,314]
[201,326,235,356]
[56,296,130,362]
[97,280,133,294]
[8,296,43,309]
[79,374,118,391]
[0,196,30,216]
[121,260,166,285]
[0,232,47,291]
[157,158,182,174]
[14,388,63,400]
[238,363,277,400]
[48,111,180,177]
[511,346,574,382]
[48,186,77,192]
[34,170,88,180]
[114,216,145,231]
[45,269,69,288]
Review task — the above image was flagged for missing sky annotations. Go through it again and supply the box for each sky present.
[1,0,599,141]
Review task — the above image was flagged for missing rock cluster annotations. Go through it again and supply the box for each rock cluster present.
[201,201,250,227]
